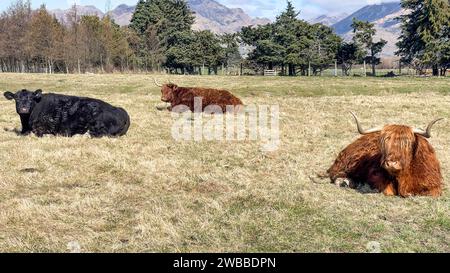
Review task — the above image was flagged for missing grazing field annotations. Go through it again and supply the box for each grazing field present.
[0,73,449,253]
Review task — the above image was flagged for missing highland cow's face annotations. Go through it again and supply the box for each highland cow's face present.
[4,89,42,115]
[161,84,177,103]
[379,125,416,175]
[350,112,442,177]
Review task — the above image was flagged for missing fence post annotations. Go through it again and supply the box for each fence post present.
[363,60,367,77]
[334,60,337,77]
[308,61,311,77]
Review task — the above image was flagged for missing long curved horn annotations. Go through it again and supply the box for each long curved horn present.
[350,112,382,135]
[153,78,163,87]
[413,118,444,138]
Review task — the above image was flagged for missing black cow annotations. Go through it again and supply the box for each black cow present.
[4,89,130,137]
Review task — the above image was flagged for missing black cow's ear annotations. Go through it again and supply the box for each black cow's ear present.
[4,91,15,100]
[34,89,43,101]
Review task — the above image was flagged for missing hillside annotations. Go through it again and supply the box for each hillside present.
[51,5,105,23]
[332,2,402,35]
[51,1,405,56]
[309,13,348,26]
[50,0,271,34]
[310,2,404,56]
[109,4,135,27]
[188,0,270,33]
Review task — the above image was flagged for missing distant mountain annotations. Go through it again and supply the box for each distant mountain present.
[49,1,405,56]
[108,4,135,27]
[188,0,270,33]
[51,5,104,23]
[51,0,271,34]
[332,2,402,35]
[309,13,348,26]
[328,2,404,56]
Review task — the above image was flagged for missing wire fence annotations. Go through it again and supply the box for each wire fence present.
[213,62,449,77]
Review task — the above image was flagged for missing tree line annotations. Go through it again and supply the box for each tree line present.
[129,0,240,74]
[0,1,133,73]
[397,0,450,76]
[240,2,389,76]
[0,0,240,74]
[0,0,448,76]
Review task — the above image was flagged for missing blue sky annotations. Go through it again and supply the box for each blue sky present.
[0,0,399,19]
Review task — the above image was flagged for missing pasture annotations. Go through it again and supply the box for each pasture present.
[0,73,449,253]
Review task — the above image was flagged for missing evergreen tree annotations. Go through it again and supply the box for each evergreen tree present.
[193,30,224,74]
[351,19,387,76]
[241,24,280,72]
[249,39,285,71]
[129,0,195,71]
[241,1,304,75]
[275,0,301,75]
[307,24,342,75]
[129,0,152,35]
[130,0,194,44]
[337,42,363,76]
[241,1,340,76]
[397,0,450,75]
[164,31,196,73]
[437,25,450,75]
[240,24,273,47]
[165,30,226,74]
[220,33,241,74]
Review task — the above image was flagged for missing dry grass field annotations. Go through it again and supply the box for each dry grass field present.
[0,73,449,253]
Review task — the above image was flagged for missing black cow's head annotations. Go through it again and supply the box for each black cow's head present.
[4,89,43,115]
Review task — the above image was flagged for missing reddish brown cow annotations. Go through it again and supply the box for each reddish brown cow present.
[328,112,444,197]
[154,79,243,113]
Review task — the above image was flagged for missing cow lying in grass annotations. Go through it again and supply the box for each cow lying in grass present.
[328,112,443,197]
[154,79,244,113]
[4,89,130,137]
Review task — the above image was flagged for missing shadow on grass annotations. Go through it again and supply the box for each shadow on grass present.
[4,127,24,136]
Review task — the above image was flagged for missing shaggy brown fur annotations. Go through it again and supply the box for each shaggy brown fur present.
[328,126,443,197]
[160,84,244,113]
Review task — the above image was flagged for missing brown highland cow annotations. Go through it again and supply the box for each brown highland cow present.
[154,79,243,113]
[328,112,444,197]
